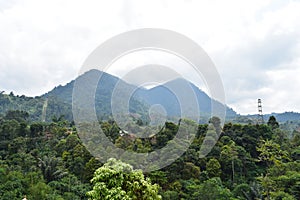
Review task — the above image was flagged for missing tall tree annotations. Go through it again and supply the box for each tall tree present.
[267,116,279,130]
[38,156,67,183]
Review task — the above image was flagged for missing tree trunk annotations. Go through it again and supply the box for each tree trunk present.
[232,159,235,184]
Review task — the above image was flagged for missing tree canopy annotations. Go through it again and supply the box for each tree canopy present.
[87,158,161,200]
[0,109,299,199]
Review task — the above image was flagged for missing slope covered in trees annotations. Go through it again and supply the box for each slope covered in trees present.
[0,109,299,199]
[1,70,239,123]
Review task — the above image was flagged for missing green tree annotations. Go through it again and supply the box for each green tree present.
[30,122,44,137]
[257,174,275,200]
[257,140,290,167]
[48,173,91,199]
[4,110,29,122]
[220,141,239,184]
[270,191,296,200]
[267,116,279,130]
[206,158,221,178]
[87,158,161,200]
[182,162,200,180]
[28,182,57,200]
[192,177,233,200]
[38,156,67,183]
[0,170,27,199]
[83,157,102,182]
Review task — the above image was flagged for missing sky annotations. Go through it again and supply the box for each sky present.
[0,0,300,115]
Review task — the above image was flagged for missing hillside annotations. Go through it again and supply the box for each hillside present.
[134,78,236,119]
[3,70,300,124]
[1,69,238,122]
[234,112,300,124]
[0,92,72,121]
[1,73,300,199]
[3,69,300,126]
[43,70,148,121]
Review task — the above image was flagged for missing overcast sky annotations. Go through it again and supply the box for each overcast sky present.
[1,0,300,114]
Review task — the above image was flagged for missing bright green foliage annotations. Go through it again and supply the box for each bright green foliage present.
[257,162,300,199]
[220,141,239,184]
[191,177,233,200]
[27,182,55,200]
[1,109,300,199]
[206,158,221,178]
[0,114,91,199]
[87,158,161,200]
[257,139,290,166]
[270,191,296,200]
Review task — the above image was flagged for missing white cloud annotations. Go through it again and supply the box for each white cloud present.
[0,0,300,114]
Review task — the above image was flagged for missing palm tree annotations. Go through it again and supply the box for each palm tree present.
[38,156,67,183]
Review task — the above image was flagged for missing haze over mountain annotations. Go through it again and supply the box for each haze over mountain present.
[1,69,300,124]
[45,69,236,121]
[134,77,236,118]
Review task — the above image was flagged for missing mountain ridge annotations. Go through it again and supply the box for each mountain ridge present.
[1,69,300,123]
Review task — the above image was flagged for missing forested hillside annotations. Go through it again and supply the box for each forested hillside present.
[0,70,239,123]
[0,92,72,122]
[0,110,299,199]
[0,70,149,122]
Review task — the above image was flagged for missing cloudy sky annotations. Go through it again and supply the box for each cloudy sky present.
[1,0,300,115]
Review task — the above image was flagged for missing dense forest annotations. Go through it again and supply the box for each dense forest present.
[0,109,300,199]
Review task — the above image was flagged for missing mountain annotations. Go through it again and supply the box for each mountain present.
[0,92,72,121]
[44,69,148,120]
[232,112,300,125]
[271,112,300,122]
[2,69,237,122]
[0,70,148,121]
[45,70,237,122]
[2,70,300,125]
[134,78,236,120]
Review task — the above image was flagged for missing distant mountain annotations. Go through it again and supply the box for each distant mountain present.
[271,112,300,122]
[1,69,237,122]
[2,69,300,125]
[44,70,236,122]
[0,70,148,121]
[134,78,236,121]
[44,69,148,120]
[232,111,300,124]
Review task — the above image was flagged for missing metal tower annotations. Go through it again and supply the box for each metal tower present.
[258,99,264,124]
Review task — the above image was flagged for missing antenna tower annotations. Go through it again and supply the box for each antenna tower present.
[258,99,264,124]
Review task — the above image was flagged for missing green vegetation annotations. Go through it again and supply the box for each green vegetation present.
[0,108,299,199]
[0,92,72,122]
[87,158,161,200]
